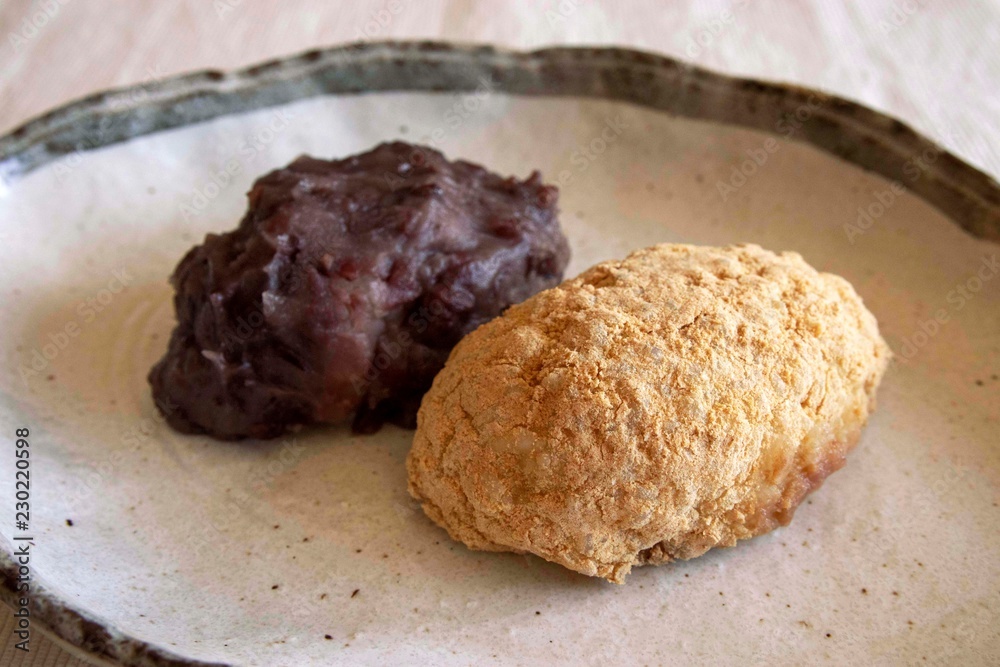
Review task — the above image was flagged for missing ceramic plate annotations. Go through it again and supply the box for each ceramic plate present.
[0,43,998,666]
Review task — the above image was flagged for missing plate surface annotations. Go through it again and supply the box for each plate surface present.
[0,44,998,666]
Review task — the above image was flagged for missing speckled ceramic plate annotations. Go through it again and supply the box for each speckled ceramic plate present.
[0,43,998,667]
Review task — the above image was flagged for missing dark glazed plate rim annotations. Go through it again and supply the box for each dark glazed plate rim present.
[1,40,998,667]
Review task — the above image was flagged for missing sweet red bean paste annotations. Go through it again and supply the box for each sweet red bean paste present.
[149,142,570,439]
